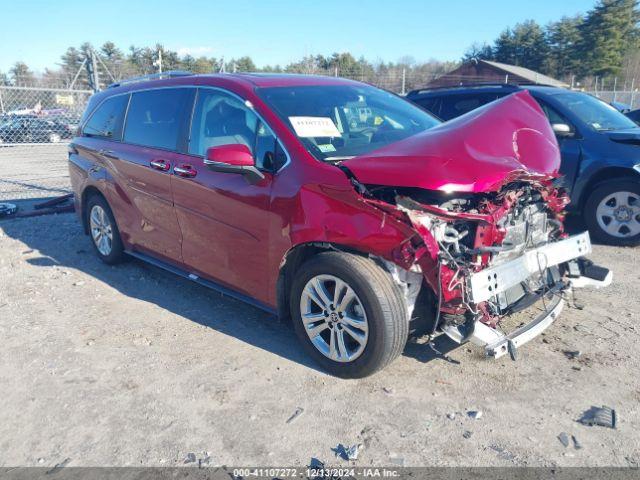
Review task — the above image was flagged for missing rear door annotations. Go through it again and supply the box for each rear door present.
[116,88,195,263]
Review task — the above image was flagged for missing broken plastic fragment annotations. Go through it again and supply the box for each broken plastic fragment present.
[286,407,304,424]
[578,405,616,429]
[558,432,570,448]
[332,443,362,461]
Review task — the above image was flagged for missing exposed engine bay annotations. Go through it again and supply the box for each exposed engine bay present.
[331,91,612,360]
[356,177,612,360]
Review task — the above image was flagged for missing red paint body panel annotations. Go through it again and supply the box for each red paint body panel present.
[342,91,561,193]
[69,75,564,314]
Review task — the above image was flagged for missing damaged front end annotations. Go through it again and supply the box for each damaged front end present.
[388,180,610,359]
[340,91,612,360]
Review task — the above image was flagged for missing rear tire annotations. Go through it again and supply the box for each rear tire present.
[290,251,409,378]
[583,179,640,246]
[86,194,125,264]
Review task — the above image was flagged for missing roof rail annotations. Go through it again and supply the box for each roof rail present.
[108,70,193,89]
[407,82,522,96]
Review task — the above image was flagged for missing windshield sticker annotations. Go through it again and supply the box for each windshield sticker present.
[289,116,342,138]
[317,144,337,153]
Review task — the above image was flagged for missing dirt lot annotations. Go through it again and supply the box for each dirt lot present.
[0,208,638,468]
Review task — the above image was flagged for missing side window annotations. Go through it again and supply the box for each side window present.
[538,101,574,132]
[83,95,129,140]
[189,88,286,171]
[415,97,441,117]
[438,93,500,120]
[254,121,288,171]
[123,89,193,150]
[438,95,469,120]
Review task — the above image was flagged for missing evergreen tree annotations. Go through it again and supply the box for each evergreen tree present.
[10,62,34,86]
[577,0,640,76]
[493,21,549,70]
[545,16,583,77]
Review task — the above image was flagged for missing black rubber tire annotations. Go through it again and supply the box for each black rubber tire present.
[85,194,125,264]
[583,178,640,246]
[290,251,409,378]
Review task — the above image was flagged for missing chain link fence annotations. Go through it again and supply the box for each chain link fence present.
[0,86,91,146]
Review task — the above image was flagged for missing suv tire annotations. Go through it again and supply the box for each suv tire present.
[86,194,125,264]
[584,179,640,246]
[290,251,408,378]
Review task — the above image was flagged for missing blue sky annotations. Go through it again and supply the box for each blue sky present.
[0,0,593,73]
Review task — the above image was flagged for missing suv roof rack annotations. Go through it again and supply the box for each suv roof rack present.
[406,82,563,97]
[407,83,521,96]
[108,70,194,89]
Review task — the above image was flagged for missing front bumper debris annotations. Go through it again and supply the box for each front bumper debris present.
[468,231,591,303]
[479,295,564,359]
[442,231,612,360]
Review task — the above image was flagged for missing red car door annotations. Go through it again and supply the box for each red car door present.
[116,88,195,264]
[171,88,283,304]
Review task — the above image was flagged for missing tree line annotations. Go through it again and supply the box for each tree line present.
[1,0,638,93]
[463,0,640,84]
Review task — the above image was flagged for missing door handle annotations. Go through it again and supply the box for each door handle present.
[150,159,171,171]
[174,164,197,178]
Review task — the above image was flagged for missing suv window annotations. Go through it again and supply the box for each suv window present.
[83,95,129,140]
[538,101,573,128]
[413,97,441,117]
[124,88,193,150]
[189,88,286,171]
[438,93,501,120]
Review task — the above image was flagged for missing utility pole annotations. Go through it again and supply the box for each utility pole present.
[401,68,406,95]
[85,50,100,92]
[154,49,163,74]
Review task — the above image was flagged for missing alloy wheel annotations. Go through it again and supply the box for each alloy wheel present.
[299,274,369,362]
[89,205,114,256]
[595,191,640,238]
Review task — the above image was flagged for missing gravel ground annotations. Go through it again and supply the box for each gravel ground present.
[0,211,638,468]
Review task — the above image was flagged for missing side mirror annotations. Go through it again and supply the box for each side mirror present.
[204,144,265,183]
[552,123,573,137]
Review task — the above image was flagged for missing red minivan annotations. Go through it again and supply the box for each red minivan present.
[69,72,610,377]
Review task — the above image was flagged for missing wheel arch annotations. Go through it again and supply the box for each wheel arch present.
[276,242,374,322]
[80,185,107,234]
[577,166,640,209]
[275,240,433,330]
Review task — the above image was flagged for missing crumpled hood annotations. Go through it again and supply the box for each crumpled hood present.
[342,90,561,193]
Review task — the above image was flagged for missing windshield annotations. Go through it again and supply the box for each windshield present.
[554,92,638,131]
[257,85,440,161]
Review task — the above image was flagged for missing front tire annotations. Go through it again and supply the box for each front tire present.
[290,252,409,378]
[584,179,640,246]
[86,194,125,264]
